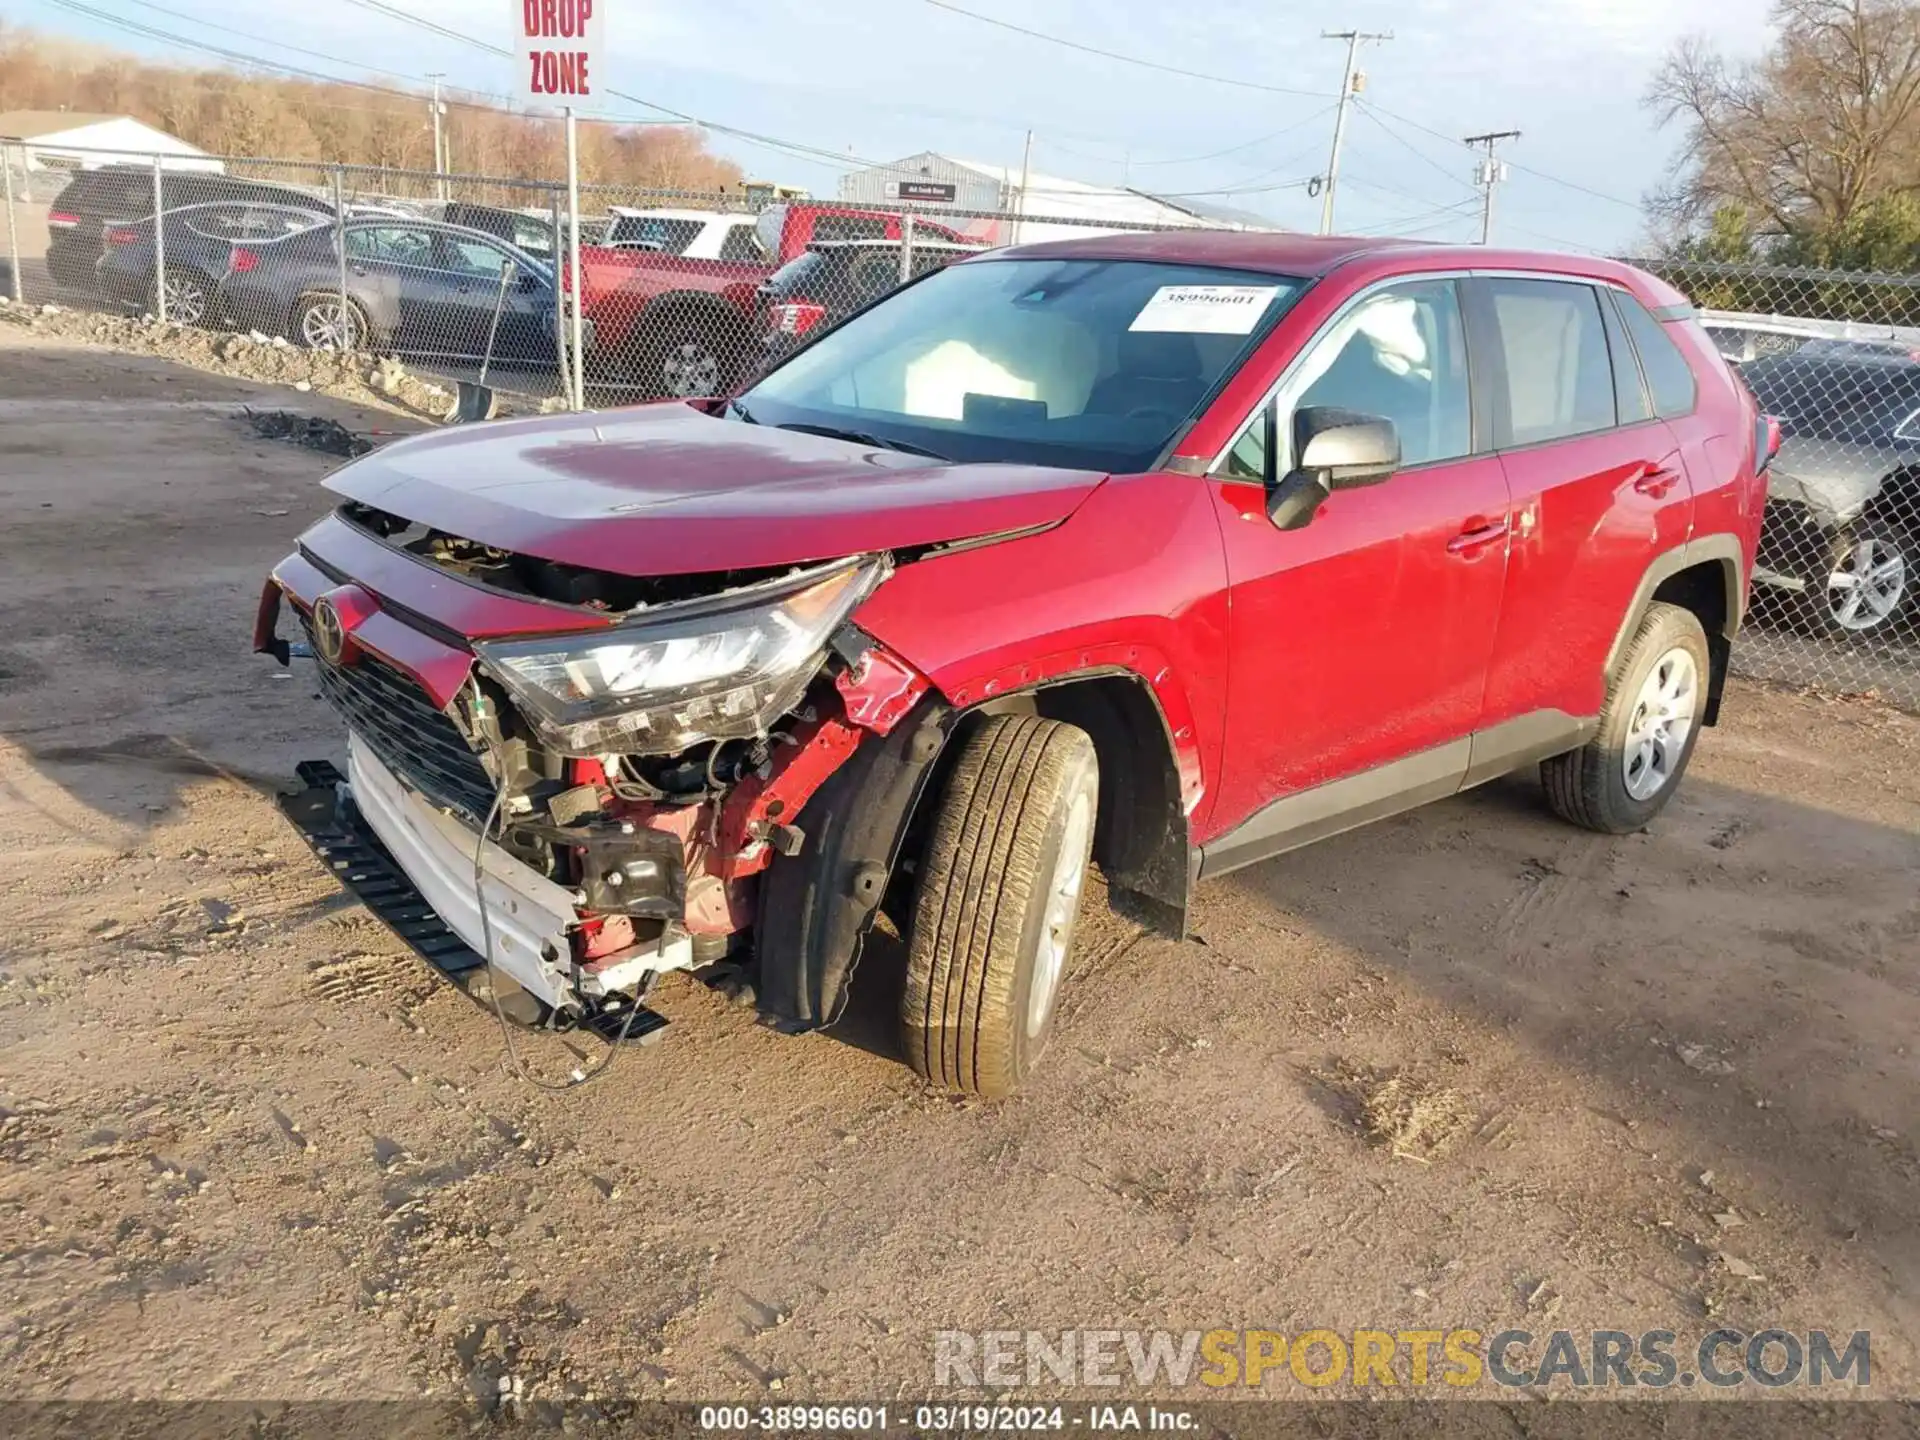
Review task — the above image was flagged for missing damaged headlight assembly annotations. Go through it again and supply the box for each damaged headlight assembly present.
[473,558,887,756]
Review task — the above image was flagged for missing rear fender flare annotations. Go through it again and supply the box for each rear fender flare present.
[1606,533,1746,726]
[1606,534,1747,673]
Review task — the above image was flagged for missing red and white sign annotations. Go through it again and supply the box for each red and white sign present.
[515,0,604,102]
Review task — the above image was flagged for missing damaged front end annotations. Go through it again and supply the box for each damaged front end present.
[261,503,937,1040]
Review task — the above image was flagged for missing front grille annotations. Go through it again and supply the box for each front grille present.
[297,610,497,823]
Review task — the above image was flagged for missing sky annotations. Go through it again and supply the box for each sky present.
[14,0,1777,251]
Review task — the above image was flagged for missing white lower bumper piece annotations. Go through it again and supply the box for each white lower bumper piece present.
[346,732,577,1009]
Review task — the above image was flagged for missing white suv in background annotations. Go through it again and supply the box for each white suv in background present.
[602,208,767,262]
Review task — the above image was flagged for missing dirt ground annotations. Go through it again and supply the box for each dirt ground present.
[2,328,1919,1409]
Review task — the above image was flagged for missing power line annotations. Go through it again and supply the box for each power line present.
[1363,99,1642,211]
[1347,199,1481,237]
[327,0,911,173]
[1354,103,1476,197]
[111,0,464,92]
[1043,104,1340,173]
[920,0,1337,99]
[42,0,514,114]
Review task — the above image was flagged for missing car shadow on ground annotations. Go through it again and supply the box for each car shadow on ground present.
[1216,761,1920,1313]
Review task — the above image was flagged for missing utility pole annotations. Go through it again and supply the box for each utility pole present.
[427,74,448,203]
[1466,129,1521,244]
[1318,29,1390,236]
[1013,128,1034,246]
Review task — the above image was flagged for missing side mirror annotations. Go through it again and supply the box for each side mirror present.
[1267,406,1401,531]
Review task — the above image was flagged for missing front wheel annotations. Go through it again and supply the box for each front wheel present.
[901,715,1099,1099]
[1542,601,1710,834]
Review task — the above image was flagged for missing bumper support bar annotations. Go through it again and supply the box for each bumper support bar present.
[278,759,669,1045]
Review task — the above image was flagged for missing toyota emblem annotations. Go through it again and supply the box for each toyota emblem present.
[311,595,347,666]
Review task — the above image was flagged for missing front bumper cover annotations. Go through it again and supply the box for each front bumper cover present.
[277,739,676,1042]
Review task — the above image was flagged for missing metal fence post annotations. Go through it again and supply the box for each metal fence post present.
[900,211,914,284]
[332,166,350,352]
[565,107,585,412]
[2,143,22,305]
[551,187,572,407]
[151,154,167,323]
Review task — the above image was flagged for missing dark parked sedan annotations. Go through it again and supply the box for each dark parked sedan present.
[1742,344,1920,637]
[217,219,562,364]
[44,164,338,295]
[96,201,333,325]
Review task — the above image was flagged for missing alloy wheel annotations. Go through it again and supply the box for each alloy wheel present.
[301,300,362,352]
[1622,647,1698,802]
[661,340,720,397]
[161,273,207,326]
[1026,789,1094,1039]
[1827,533,1908,632]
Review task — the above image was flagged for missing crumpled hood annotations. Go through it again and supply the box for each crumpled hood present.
[324,402,1107,575]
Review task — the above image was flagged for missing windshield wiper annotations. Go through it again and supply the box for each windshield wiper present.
[774,421,948,461]
[726,397,758,424]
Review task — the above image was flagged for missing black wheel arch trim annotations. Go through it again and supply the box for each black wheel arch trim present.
[754,667,1196,1029]
[1606,534,1744,727]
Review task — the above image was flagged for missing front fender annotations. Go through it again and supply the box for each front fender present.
[853,468,1231,824]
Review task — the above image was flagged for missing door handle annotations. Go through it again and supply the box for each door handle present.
[1447,519,1509,556]
[1634,464,1682,499]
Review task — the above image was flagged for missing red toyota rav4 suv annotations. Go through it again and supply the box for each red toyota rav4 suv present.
[259,233,1769,1097]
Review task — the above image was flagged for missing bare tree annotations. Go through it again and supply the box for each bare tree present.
[1648,0,1920,240]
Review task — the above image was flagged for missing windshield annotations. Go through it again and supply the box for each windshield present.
[739,258,1306,471]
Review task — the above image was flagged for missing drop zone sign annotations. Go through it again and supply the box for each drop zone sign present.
[516,0,604,101]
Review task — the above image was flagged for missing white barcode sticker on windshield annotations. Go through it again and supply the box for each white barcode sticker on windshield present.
[1130,284,1282,334]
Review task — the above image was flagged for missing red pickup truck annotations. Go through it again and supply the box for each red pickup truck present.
[579,201,976,397]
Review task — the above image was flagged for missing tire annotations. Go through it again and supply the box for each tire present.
[1809,517,1912,638]
[901,715,1099,1099]
[1542,602,1710,834]
[151,267,212,327]
[628,309,742,399]
[292,293,372,352]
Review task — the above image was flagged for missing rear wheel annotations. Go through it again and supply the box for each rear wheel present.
[901,716,1099,1099]
[628,310,741,399]
[294,293,371,352]
[151,267,212,326]
[1542,602,1709,834]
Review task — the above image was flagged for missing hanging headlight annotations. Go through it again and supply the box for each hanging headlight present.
[474,558,885,756]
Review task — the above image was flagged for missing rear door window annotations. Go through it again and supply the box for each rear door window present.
[1484,278,1617,446]
[1599,290,1654,426]
[1614,292,1700,418]
[607,216,703,253]
[719,224,766,263]
[348,226,437,267]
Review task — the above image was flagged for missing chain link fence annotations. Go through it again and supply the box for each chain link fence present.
[0,140,1213,415]
[1633,259,1920,710]
[5,141,1917,712]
